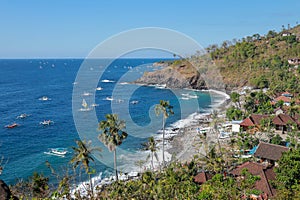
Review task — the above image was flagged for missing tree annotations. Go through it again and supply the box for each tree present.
[230,92,241,108]
[70,139,101,197]
[155,100,174,167]
[98,114,128,181]
[142,136,159,170]
[275,148,300,195]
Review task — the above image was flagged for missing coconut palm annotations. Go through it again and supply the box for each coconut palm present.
[155,100,174,167]
[143,136,159,170]
[70,139,102,197]
[98,114,128,181]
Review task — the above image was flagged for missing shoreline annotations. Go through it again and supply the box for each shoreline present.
[72,86,231,195]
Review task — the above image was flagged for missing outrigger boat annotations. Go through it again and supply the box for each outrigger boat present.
[5,123,19,129]
[17,113,30,119]
[44,148,68,157]
[40,120,54,126]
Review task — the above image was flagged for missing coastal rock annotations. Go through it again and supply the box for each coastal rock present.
[0,179,13,200]
[135,61,207,89]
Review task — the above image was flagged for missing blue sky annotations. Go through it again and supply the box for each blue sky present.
[1,0,300,58]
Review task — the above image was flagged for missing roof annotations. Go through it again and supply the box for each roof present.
[240,114,268,127]
[281,91,293,97]
[240,117,255,127]
[194,172,213,184]
[231,162,276,197]
[254,142,289,161]
[273,114,295,126]
[274,95,291,103]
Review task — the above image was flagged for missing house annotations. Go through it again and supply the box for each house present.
[254,142,289,164]
[194,171,213,184]
[239,114,269,131]
[231,120,242,133]
[274,108,284,116]
[273,95,292,106]
[281,91,293,98]
[282,32,292,37]
[288,58,300,65]
[272,113,296,132]
[231,161,276,197]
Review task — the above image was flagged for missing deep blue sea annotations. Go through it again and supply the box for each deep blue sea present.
[0,59,223,185]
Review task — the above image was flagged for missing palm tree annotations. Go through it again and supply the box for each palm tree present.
[70,139,101,197]
[155,100,174,167]
[143,136,159,170]
[98,114,128,181]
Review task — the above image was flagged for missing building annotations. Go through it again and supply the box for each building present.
[231,161,276,198]
[239,114,269,131]
[254,142,289,165]
[194,171,213,184]
[272,113,296,132]
[231,120,242,133]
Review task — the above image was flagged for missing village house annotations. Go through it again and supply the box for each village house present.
[288,58,300,65]
[193,171,213,185]
[254,142,289,165]
[231,161,276,198]
[282,31,292,37]
[239,114,269,131]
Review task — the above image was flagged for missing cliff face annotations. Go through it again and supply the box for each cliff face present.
[135,61,207,89]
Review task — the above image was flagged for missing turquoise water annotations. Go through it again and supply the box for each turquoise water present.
[0,59,222,185]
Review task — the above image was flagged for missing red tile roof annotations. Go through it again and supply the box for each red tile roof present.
[231,161,276,197]
[194,172,213,184]
[272,114,295,126]
[274,96,291,103]
[240,114,269,127]
[240,117,255,127]
[254,142,289,161]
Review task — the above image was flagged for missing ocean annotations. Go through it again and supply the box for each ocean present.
[0,59,225,185]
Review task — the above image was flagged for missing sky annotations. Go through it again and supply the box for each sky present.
[0,0,300,58]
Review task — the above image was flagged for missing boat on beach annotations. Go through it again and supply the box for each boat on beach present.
[5,123,19,129]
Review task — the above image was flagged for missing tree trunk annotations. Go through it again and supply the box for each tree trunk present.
[162,116,165,168]
[151,153,154,170]
[114,149,118,181]
[89,173,94,198]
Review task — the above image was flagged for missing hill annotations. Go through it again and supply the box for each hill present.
[136,25,300,95]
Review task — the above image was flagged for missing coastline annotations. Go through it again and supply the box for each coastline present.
[71,85,231,195]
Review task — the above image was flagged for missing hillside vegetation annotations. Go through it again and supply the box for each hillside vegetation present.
[210,25,300,93]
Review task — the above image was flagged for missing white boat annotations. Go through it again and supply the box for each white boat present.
[101,79,114,83]
[91,103,99,107]
[82,92,92,96]
[130,100,139,105]
[17,113,30,119]
[40,120,54,125]
[79,99,92,111]
[105,97,114,101]
[44,148,68,157]
[39,96,51,101]
[96,87,103,91]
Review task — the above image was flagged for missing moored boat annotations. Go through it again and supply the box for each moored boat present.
[5,123,19,129]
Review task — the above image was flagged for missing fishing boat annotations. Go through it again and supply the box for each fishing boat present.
[40,120,54,125]
[82,91,92,96]
[130,100,139,105]
[79,99,92,111]
[5,123,19,129]
[44,148,68,157]
[39,96,51,101]
[17,113,30,119]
